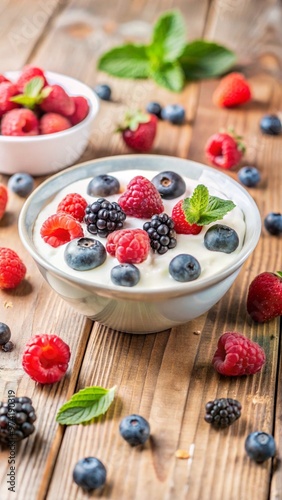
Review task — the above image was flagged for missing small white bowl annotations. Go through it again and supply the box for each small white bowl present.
[0,71,99,176]
[19,155,261,333]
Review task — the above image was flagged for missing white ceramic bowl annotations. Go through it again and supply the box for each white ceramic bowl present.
[19,155,261,333]
[0,71,99,176]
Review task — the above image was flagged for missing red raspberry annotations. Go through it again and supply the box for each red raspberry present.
[57,193,88,222]
[106,228,150,264]
[40,213,84,247]
[0,82,20,117]
[0,247,26,289]
[69,96,89,125]
[213,72,252,108]
[40,84,75,116]
[0,184,8,220]
[22,334,70,384]
[40,112,71,134]
[212,332,266,376]
[118,176,164,218]
[0,75,10,84]
[171,199,202,235]
[1,108,39,136]
[205,132,245,170]
[16,65,47,93]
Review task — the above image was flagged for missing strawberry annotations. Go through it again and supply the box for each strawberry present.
[205,131,246,169]
[16,65,48,93]
[118,175,164,218]
[40,84,75,116]
[69,96,89,125]
[117,110,157,152]
[1,108,39,136]
[213,72,252,108]
[40,113,71,134]
[247,271,282,323]
[0,82,20,116]
[0,184,8,220]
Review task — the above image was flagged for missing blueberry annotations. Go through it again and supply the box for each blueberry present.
[245,432,276,462]
[169,254,201,282]
[119,414,150,446]
[238,166,261,187]
[264,212,282,235]
[94,84,111,101]
[161,104,185,124]
[151,171,186,199]
[87,174,120,197]
[73,457,106,491]
[0,322,11,345]
[64,237,106,271]
[2,341,14,352]
[260,114,282,135]
[146,101,162,118]
[111,264,140,287]
[8,172,34,197]
[204,224,239,253]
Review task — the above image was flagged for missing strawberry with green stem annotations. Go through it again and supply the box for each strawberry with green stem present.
[247,271,282,323]
[117,110,158,152]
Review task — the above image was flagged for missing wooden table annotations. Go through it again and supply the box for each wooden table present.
[0,1,282,499]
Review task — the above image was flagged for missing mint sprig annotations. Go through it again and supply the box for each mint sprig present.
[56,385,116,426]
[183,185,236,225]
[10,76,50,110]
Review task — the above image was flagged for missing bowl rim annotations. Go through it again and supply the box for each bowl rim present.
[19,154,261,299]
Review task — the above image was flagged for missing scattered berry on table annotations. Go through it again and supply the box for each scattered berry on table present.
[64,237,106,271]
[94,83,111,101]
[40,112,71,134]
[106,228,150,264]
[264,212,282,236]
[204,398,242,428]
[205,131,245,169]
[40,213,84,247]
[87,174,120,197]
[40,84,75,116]
[1,108,39,136]
[151,171,186,199]
[0,396,37,445]
[212,331,266,376]
[69,96,89,125]
[73,457,107,491]
[118,175,164,218]
[212,72,252,108]
[171,200,202,235]
[161,104,185,124]
[2,341,14,352]
[57,193,88,222]
[238,166,261,187]
[260,114,281,136]
[0,247,26,289]
[146,101,162,118]
[0,183,8,220]
[111,263,140,287]
[247,271,282,323]
[8,172,34,198]
[245,432,276,462]
[0,322,11,345]
[169,253,201,282]
[16,65,47,92]
[143,213,177,254]
[22,334,71,384]
[117,110,158,152]
[204,224,239,253]
[84,198,126,238]
[119,414,150,446]
[0,82,20,116]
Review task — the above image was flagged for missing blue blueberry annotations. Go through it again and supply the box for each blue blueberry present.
[238,166,261,187]
[8,172,34,197]
[64,237,106,271]
[73,457,106,491]
[119,414,150,446]
[111,264,140,287]
[87,174,120,197]
[161,104,185,124]
[94,84,111,101]
[0,322,11,346]
[169,254,201,282]
[204,224,239,253]
[151,171,186,199]
[260,114,281,135]
[264,212,282,235]
[146,101,162,118]
[245,432,276,462]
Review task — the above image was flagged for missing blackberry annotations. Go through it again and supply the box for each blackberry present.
[204,398,241,428]
[143,213,177,254]
[84,198,126,238]
[0,396,36,445]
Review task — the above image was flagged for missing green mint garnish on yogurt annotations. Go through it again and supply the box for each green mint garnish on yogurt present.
[183,184,236,226]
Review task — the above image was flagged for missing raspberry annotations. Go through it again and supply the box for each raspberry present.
[16,65,47,92]
[0,184,8,220]
[40,112,71,134]
[40,213,84,247]
[143,213,177,254]
[1,108,39,136]
[0,82,20,116]
[0,247,26,289]
[0,396,37,444]
[213,72,252,108]
[69,96,89,125]
[204,398,242,428]
[22,334,70,384]
[171,200,202,235]
[84,198,126,238]
[212,332,266,376]
[106,228,150,264]
[118,176,164,218]
[205,132,245,170]
[0,74,10,84]
[57,193,88,222]
[40,84,75,116]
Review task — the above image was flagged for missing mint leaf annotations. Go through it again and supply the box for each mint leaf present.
[97,44,150,79]
[56,386,116,426]
[179,40,236,80]
[24,76,45,97]
[198,196,236,225]
[183,184,236,225]
[148,10,186,64]
[11,95,39,109]
[10,76,49,110]
[151,62,185,92]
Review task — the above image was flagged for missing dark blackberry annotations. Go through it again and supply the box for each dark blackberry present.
[84,198,126,238]
[204,398,241,428]
[0,396,37,445]
[143,213,177,254]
